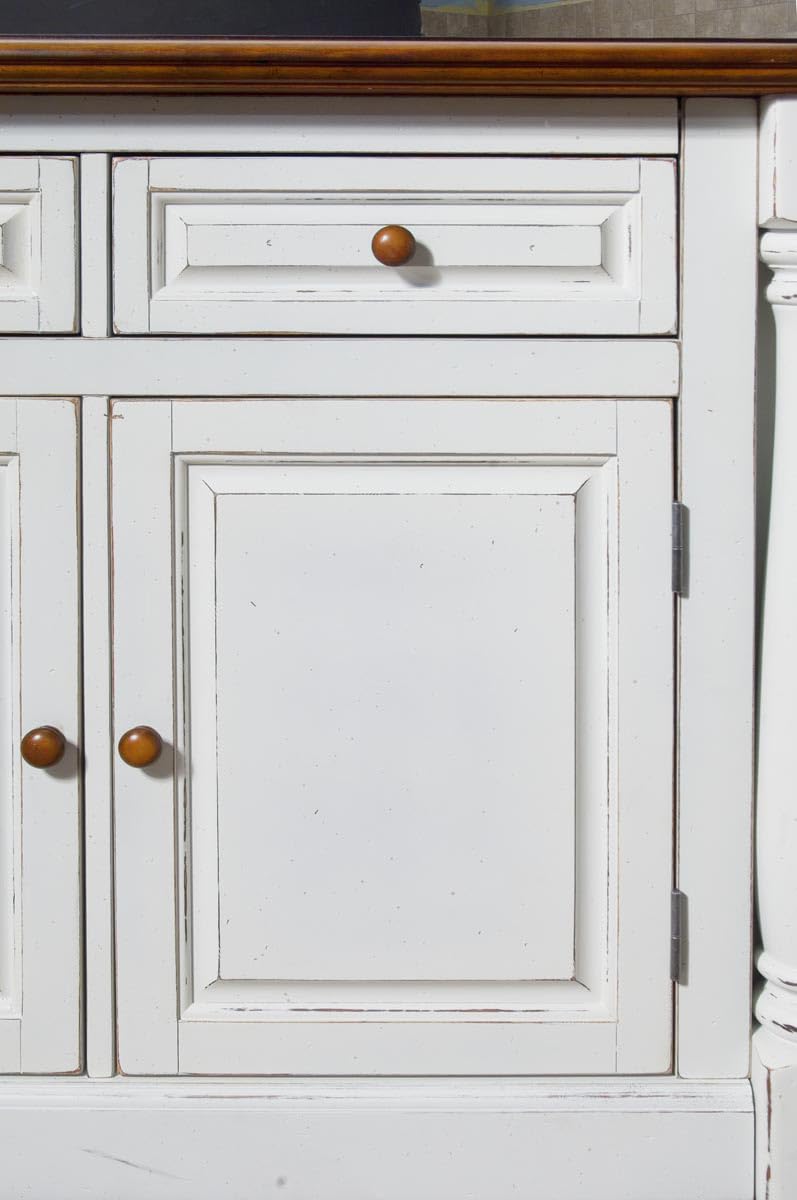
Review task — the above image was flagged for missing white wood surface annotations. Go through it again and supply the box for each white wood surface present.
[0,1077,753,1200]
[0,337,680,398]
[112,400,178,1076]
[112,155,676,336]
[754,97,797,1200]
[82,397,115,1078]
[753,1029,797,1200]
[0,97,679,155]
[80,156,111,338]
[0,157,77,333]
[676,100,758,1080]
[112,395,673,1076]
[0,399,81,1073]
[760,97,797,226]
[757,232,797,1053]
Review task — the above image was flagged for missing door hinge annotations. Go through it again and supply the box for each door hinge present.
[670,888,688,984]
[672,502,688,597]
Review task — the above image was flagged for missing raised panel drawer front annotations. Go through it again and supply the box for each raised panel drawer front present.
[112,396,674,1076]
[111,156,677,335]
[0,159,77,333]
[0,399,80,1073]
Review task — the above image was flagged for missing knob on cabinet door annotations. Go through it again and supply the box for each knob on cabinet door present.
[371,224,417,267]
[118,726,163,768]
[21,726,66,769]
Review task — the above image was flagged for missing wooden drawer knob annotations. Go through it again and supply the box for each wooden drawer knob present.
[371,225,416,267]
[21,726,66,769]
[118,726,163,768]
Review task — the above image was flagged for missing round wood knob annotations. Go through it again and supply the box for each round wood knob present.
[371,224,416,267]
[21,726,66,769]
[118,726,163,768]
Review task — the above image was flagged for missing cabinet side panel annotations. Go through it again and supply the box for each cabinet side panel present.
[678,99,758,1078]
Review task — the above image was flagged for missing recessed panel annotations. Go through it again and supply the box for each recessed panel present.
[207,482,576,983]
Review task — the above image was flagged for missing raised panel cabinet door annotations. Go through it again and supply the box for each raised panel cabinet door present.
[0,399,80,1074]
[112,397,674,1076]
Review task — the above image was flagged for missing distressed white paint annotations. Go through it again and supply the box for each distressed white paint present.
[0,157,77,332]
[753,1030,797,1200]
[677,101,758,1079]
[82,396,115,1078]
[0,97,679,155]
[0,336,680,398]
[753,98,797,1200]
[0,95,762,1200]
[757,230,797,1046]
[0,1077,753,1200]
[80,156,111,338]
[113,155,676,335]
[112,396,673,1076]
[0,399,81,1074]
[760,98,797,227]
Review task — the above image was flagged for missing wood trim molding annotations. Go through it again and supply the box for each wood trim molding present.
[0,38,795,95]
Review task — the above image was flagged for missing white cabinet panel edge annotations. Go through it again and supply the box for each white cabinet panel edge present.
[0,1078,752,1200]
[0,97,678,154]
[0,337,679,398]
[677,100,757,1078]
[82,396,115,1078]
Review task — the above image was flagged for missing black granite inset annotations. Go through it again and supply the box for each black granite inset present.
[0,0,422,37]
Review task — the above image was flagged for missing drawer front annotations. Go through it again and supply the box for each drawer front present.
[0,158,77,333]
[112,156,677,336]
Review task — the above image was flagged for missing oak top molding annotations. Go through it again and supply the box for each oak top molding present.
[0,38,796,95]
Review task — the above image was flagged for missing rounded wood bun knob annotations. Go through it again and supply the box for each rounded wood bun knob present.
[118,726,163,768]
[371,224,417,267]
[21,726,66,769]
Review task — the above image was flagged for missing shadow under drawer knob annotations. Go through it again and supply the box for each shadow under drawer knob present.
[371,224,416,267]
[21,726,66,768]
[118,726,163,768]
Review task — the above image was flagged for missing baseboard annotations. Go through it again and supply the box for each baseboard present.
[0,1076,753,1200]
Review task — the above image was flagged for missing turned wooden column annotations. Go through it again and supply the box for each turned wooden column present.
[757,230,797,1043]
[754,97,797,1200]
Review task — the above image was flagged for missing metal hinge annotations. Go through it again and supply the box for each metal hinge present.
[670,889,688,984]
[672,502,688,597]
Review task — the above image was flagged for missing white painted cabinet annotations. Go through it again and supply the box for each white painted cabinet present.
[0,96,763,1200]
[111,395,674,1076]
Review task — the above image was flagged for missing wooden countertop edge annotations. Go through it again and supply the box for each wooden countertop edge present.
[0,38,793,94]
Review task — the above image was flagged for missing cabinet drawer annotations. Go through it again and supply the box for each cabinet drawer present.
[112,156,677,336]
[0,158,77,333]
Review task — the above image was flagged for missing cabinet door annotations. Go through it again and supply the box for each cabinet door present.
[0,399,80,1073]
[112,397,674,1076]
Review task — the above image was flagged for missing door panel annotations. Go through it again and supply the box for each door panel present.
[112,397,673,1076]
[0,398,80,1073]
